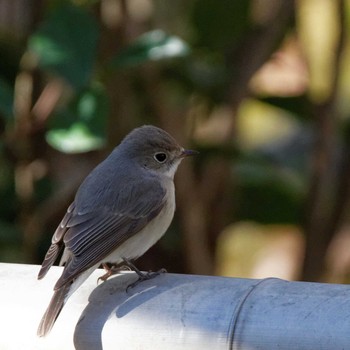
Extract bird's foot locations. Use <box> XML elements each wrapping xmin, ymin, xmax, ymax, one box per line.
<box><xmin>121</xmin><ymin>257</ymin><xmax>166</xmax><ymax>291</ymax></box>
<box><xmin>97</xmin><ymin>263</ymin><xmax>131</xmax><ymax>283</ymax></box>
<box><xmin>126</xmin><ymin>268</ymin><xmax>167</xmax><ymax>291</ymax></box>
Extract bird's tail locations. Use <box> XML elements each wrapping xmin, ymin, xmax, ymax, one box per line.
<box><xmin>37</xmin><ymin>283</ymin><xmax>71</xmax><ymax>337</ymax></box>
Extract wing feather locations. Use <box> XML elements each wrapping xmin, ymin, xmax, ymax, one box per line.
<box><xmin>53</xmin><ymin>179</ymin><xmax>166</xmax><ymax>290</ymax></box>
<box><xmin>38</xmin><ymin>203</ymin><xmax>75</xmax><ymax>279</ymax></box>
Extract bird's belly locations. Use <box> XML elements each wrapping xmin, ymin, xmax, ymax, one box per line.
<box><xmin>103</xmin><ymin>185</ymin><xmax>175</xmax><ymax>264</ymax></box>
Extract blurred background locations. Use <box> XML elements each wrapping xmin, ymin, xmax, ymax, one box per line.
<box><xmin>1</xmin><ymin>0</ymin><xmax>350</xmax><ymax>283</ymax></box>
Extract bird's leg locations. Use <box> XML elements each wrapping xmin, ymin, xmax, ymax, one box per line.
<box><xmin>97</xmin><ymin>262</ymin><xmax>131</xmax><ymax>283</ymax></box>
<box><xmin>122</xmin><ymin>257</ymin><xmax>167</xmax><ymax>291</ymax></box>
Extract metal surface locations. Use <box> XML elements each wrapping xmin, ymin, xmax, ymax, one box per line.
<box><xmin>0</xmin><ymin>263</ymin><xmax>349</xmax><ymax>349</ymax></box>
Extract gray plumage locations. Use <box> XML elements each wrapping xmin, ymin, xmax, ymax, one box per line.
<box><xmin>37</xmin><ymin>125</ymin><xmax>195</xmax><ymax>337</ymax></box>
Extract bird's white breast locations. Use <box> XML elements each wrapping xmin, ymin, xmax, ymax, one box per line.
<box><xmin>103</xmin><ymin>179</ymin><xmax>175</xmax><ymax>264</ymax></box>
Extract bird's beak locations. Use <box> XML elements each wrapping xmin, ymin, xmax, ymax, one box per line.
<box><xmin>180</xmin><ymin>149</ymin><xmax>199</xmax><ymax>158</ymax></box>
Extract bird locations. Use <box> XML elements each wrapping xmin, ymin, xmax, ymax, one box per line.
<box><xmin>37</xmin><ymin>125</ymin><xmax>197</xmax><ymax>337</ymax></box>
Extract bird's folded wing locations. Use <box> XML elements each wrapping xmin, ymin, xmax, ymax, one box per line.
<box><xmin>37</xmin><ymin>202</ymin><xmax>76</xmax><ymax>280</ymax></box>
<box><xmin>54</xmin><ymin>184</ymin><xmax>166</xmax><ymax>290</ymax></box>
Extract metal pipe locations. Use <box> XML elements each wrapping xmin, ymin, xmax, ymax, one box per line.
<box><xmin>0</xmin><ymin>262</ymin><xmax>349</xmax><ymax>349</ymax></box>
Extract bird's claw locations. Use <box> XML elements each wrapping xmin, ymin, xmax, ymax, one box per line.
<box><xmin>97</xmin><ymin>263</ymin><xmax>131</xmax><ymax>284</ymax></box>
<box><xmin>126</xmin><ymin>268</ymin><xmax>167</xmax><ymax>291</ymax></box>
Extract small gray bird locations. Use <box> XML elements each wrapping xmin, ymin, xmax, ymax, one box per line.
<box><xmin>37</xmin><ymin>125</ymin><xmax>196</xmax><ymax>337</ymax></box>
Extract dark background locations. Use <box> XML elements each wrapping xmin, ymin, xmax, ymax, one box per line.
<box><xmin>1</xmin><ymin>0</ymin><xmax>350</xmax><ymax>283</ymax></box>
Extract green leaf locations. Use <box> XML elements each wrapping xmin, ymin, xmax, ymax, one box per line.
<box><xmin>46</xmin><ymin>84</ymin><xmax>109</xmax><ymax>153</ymax></box>
<box><xmin>28</xmin><ymin>4</ymin><xmax>99</xmax><ymax>89</ymax></box>
<box><xmin>0</xmin><ymin>78</ymin><xmax>13</xmax><ymax>120</ymax></box>
<box><xmin>46</xmin><ymin>122</ymin><xmax>105</xmax><ymax>153</ymax></box>
<box><xmin>112</xmin><ymin>30</ymin><xmax>190</xmax><ymax>68</ymax></box>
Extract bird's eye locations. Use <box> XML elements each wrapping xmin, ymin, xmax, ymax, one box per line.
<box><xmin>154</xmin><ymin>152</ymin><xmax>167</xmax><ymax>163</ymax></box>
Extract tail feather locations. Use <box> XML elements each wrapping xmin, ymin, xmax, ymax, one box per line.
<box><xmin>37</xmin><ymin>283</ymin><xmax>70</xmax><ymax>337</ymax></box>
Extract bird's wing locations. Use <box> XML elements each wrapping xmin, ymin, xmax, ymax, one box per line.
<box><xmin>53</xmin><ymin>180</ymin><xmax>166</xmax><ymax>290</ymax></box>
<box><xmin>38</xmin><ymin>202</ymin><xmax>76</xmax><ymax>280</ymax></box>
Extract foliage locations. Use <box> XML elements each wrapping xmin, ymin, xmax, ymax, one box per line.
<box><xmin>28</xmin><ymin>3</ymin><xmax>99</xmax><ymax>89</ymax></box>
<box><xmin>0</xmin><ymin>0</ymin><xmax>349</xmax><ymax>282</ymax></box>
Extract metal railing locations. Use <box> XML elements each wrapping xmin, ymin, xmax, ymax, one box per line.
<box><xmin>0</xmin><ymin>262</ymin><xmax>349</xmax><ymax>349</ymax></box>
